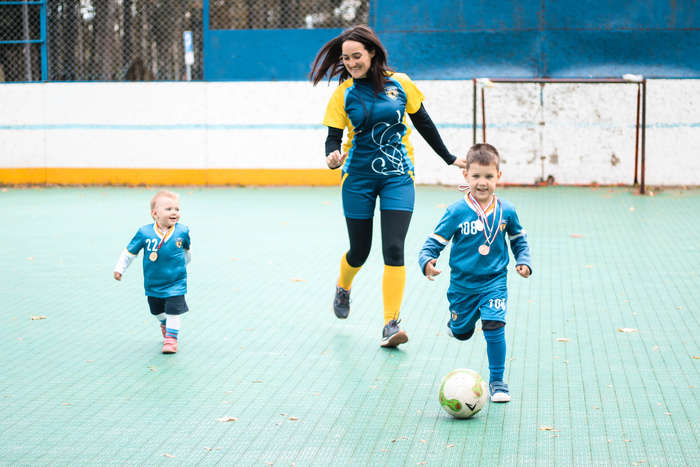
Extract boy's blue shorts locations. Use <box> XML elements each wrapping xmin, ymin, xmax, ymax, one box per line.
<box><xmin>341</xmin><ymin>173</ymin><xmax>415</xmax><ymax>219</ymax></box>
<box><xmin>447</xmin><ymin>286</ymin><xmax>507</xmax><ymax>335</ymax></box>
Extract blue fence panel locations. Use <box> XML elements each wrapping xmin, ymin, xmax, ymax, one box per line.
<box><xmin>201</xmin><ymin>0</ymin><xmax>700</xmax><ymax>81</ymax></box>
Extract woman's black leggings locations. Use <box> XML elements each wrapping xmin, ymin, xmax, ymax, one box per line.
<box><xmin>345</xmin><ymin>210</ymin><xmax>412</xmax><ymax>267</ymax></box>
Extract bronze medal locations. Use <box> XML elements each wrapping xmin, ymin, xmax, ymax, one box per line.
<box><xmin>478</xmin><ymin>244</ymin><xmax>490</xmax><ymax>255</ymax></box>
<box><xmin>149</xmin><ymin>251</ymin><xmax>158</xmax><ymax>262</ymax></box>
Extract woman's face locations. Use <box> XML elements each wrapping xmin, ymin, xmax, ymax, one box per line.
<box><xmin>341</xmin><ymin>40</ymin><xmax>375</xmax><ymax>79</ymax></box>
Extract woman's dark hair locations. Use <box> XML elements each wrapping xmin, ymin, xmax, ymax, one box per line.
<box><xmin>309</xmin><ymin>24</ymin><xmax>392</xmax><ymax>93</ymax></box>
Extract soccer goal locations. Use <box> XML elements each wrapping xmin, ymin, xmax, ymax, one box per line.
<box><xmin>472</xmin><ymin>78</ymin><xmax>647</xmax><ymax>193</ymax></box>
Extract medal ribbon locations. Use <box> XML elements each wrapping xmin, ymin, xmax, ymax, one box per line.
<box><xmin>154</xmin><ymin>224</ymin><xmax>174</xmax><ymax>252</ymax></box>
<box><xmin>467</xmin><ymin>193</ymin><xmax>502</xmax><ymax>248</ymax></box>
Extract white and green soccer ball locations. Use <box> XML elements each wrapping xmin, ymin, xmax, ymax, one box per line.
<box><xmin>438</xmin><ymin>368</ymin><xmax>488</xmax><ymax>418</ymax></box>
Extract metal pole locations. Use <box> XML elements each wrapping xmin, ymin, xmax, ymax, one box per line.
<box><xmin>40</xmin><ymin>0</ymin><xmax>47</xmax><ymax>81</ymax></box>
<box><xmin>633</xmin><ymin>83</ymin><xmax>640</xmax><ymax>185</ymax></box>
<box><xmin>481</xmin><ymin>87</ymin><xmax>486</xmax><ymax>143</ymax></box>
<box><xmin>22</xmin><ymin>0</ymin><xmax>32</xmax><ymax>80</ymax></box>
<box><xmin>202</xmin><ymin>0</ymin><xmax>210</xmax><ymax>81</ymax></box>
<box><xmin>640</xmin><ymin>79</ymin><xmax>646</xmax><ymax>194</ymax></box>
<box><xmin>472</xmin><ymin>78</ymin><xmax>477</xmax><ymax>145</ymax></box>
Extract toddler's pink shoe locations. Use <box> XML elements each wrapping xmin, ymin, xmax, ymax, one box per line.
<box><xmin>160</xmin><ymin>324</ymin><xmax>166</xmax><ymax>338</ymax></box>
<box><xmin>162</xmin><ymin>337</ymin><xmax>178</xmax><ymax>354</ymax></box>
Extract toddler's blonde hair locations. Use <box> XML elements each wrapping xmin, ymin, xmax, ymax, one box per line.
<box><xmin>150</xmin><ymin>190</ymin><xmax>179</xmax><ymax>211</ymax></box>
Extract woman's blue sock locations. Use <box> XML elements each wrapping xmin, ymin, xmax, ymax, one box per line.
<box><xmin>483</xmin><ymin>327</ymin><xmax>506</xmax><ymax>383</ymax></box>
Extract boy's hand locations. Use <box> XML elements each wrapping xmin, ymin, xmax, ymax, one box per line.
<box><xmin>113</xmin><ymin>271</ymin><xmax>122</xmax><ymax>281</ymax></box>
<box><xmin>516</xmin><ymin>264</ymin><xmax>531</xmax><ymax>278</ymax></box>
<box><xmin>424</xmin><ymin>259</ymin><xmax>441</xmax><ymax>280</ymax></box>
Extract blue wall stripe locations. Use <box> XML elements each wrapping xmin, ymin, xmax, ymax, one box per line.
<box><xmin>1</xmin><ymin>122</ymin><xmax>697</xmax><ymax>131</ymax></box>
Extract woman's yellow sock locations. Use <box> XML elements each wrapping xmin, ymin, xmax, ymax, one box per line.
<box><xmin>337</xmin><ymin>253</ymin><xmax>361</xmax><ymax>290</ymax></box>
<box><xmin>382</xmin><ymin>265</ymin><xmax>405</xmax><ymax>324</ymax></box>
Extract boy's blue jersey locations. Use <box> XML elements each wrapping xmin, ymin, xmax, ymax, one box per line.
<box><xmin>126</xmin><ymin>223</ymin><xmax>190</xmax><ymax>298</ymax></box>
<box><xmin>323</xmin><ymin>72</ymin><xmax>424</xmax><ymax>178</ymax></box>
<box><xmin>419</xmin><ymin>195</ymin><xmax>531</xmax><ymax>294</ymax></box>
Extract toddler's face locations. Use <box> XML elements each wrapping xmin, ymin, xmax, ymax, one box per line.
<box><xmin>463</xmin><ymin>162</ymin><xmax>501</xmax><ymax>204</ymax></box>
<box><xmin>151</xmin><ymin>196</ymin><xmax>180</xmax><ymax>230</ymax></box>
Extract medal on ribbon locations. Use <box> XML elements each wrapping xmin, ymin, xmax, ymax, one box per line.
<box><xmin>149</xmin><ymin>225</ymin><xmax>174</xmax><ymax>262</ymax></box>
<box><xmin>467</xmin><ymin>193</ymin><xmax>503</xmax><ymax>256</ymax></box>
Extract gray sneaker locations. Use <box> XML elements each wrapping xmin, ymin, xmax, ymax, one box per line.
<box><xmin>380</xmin><ymin>319</ymin><xmax>408</xmax><ymax>347</ymax></box>
<box><xmin>333</xmin><ymin>286</ymin><xmax>350</xmax><ymax>319</ymax></box>
<box><xmin>489</xmin><ymin>381</ymin><xmax>511</xmax><ymax>402</ymax></box>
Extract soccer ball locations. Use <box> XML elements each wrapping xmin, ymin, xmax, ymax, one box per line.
<box><xmin>438</xmin><ymin>368</ymin><xmax>488</xmax><ymax>418</ymax></box>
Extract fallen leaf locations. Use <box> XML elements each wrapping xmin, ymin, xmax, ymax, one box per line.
<box><xmin>618</xmin><ymin>328</ymin><xmax>638</xmax><ymax>333</ymax></box>
<box><xmin>420</xmin><ymin>439</ymin><xmax>426</xmax><ymax>443</ymax></box>
<box><xmin>204</xmin><ymin>447</ymin><xmax>212</xmax><ymax>451</ymax></box>
<box><xmin>400</xmin><ymin>436</ymin><xmax>408</xmax><ymax>440</ymax></box>
<box><xmin>417</xmin><ymin>462</ymin><xmax>427</xmax><ymax>466</ymax></box>
<box><xmin>446</xmin><ymin>443</ymin><xmax>455</xmax><ymax>448</ymax></box>
<box><xmin>61</xmin><ymin>402</ymin><xmax>72</xmax><ymax>406</ymax></box>
<box><xmin>265</xmin><ymin>462</ymin><xmax>273</xmax><ymax>465</ymax></box>
<box><xmin>556</xmin><ymin>337</ymin><xmax>570</xmax><ymax>342</ymax></box>
<box><xmin>593</xmin><ymin>405</ymin><xmax>600</xmax><ymax>410</ymax></box>
<box><xmin>692</xmin><ymin>355</ymin><xmax>699</xmax><ymax>360</ymax></box>
<box><xmin>163</xmin><ymin>454</ymin><xmax>175</xmax><ymax>458</ymax></box>
<box><xmin>624</xmin><ymin>439</ymin><xmax>632</xmax><ymax>443</ymax></box>
<box><xmin>252</xmin><ymin>380</ymin><xmax>263</xmax><ymax>383</ymax></box>
<box><xmin>288</xmin><ymin>416</ymin><xmax>299</xmax><ymax>421</ymax></box>
<box><xmin>664</xmin><ymin>412</ymin><xmax>672</xmax><ymax>416</ymax></box>
<box><xmin>570</xmin><ymin>233</ymin><xmax>584</xmax><ymax>238</ymax></box>
<box><xmin>147</xmin><ymin>366</ymin><xmax>157</xmax><ymax>372</ymax></box>
<box><xmin>539</xmin><ymin>426</ymin><xmax>555</xmax><ymax>431</ymax></box>
<box><xmin>280</xmin><ymin>413</ymin><xmax>287</xmax><ymax>417</ymax></box>
<box><xmin>30</xmin><ymin>315</ymin><xmax>47</xmax><ymax>320</ymax></box>
<box><xmin>290</xmin><ymin>278</ymin><xmax>306</xmax><ymax>282</ymax></box>
<box><xmin>216</xmin><ymin>416</ymin><xmax>238</xmax><ymax>422</ymax></box>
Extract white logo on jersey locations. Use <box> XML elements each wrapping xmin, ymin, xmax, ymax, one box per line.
<box><xmin>371</xmin><ymin>110</ymin><xmax>406</xmax><ymax>176</ymax></box>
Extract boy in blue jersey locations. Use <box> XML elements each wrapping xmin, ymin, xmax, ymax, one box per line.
<box><xmin>113</xmin><ymin>190</ymin><xmax>191</xmax><ymax>354</ymax></box>
<box><xmin>419</xmin><ymin>144</ymin><xmax>531</xmax><ymax>402</ymax></box>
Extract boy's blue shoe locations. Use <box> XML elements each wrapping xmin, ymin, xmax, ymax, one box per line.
<box><xmin>333</xmin><ymin>286</ymin><xmax>351</xmax><ymax>319</ymax></box>
<box><xmin>380</xmin><ymin>319</ymin><xmax>408</xmax><ymax>348</ymax></box>
<box><xmin>489</xmin><ymin>381</ymin><xmax>511</xmax><ymax>402</ymax></box>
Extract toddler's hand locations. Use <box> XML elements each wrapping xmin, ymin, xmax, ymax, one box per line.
<box><xmin>113</xmin><ymin>271</ymin><xmax>122</xmax><ymax>281</ymax></box>
<box><xmin>424</xmin><ymin>259</ymin><xmax>441</xmax><ymax>280</ymax></box>
<box><xmin>516</xmin><ymin>264</ymin><xmax>531</xmax><ymax>278</ymax></box>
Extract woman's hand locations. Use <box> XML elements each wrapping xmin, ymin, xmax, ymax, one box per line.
<box><xmin>326</xmin><ymin>150</ymin><xmax>347</xmax><ymax>169</ymax></box>
<box><xmin>452</xmin><ymin>158</ymin><xmax>467</xmax><ymax>169</ymax></box>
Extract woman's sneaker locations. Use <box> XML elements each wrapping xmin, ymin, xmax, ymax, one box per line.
<box><xmin>333</xmin><ymin>286</ymin><xmax>351</xmax><ymax>319</ymax></box>
<box><xmin>489</xmin><ymin>381</ymin><xmax>511</xmax><ymax>402</ymax></box>
<box><xmin>380</xmin><ymin>319</ymin><xmax>408</xmax><ymax>347</ymax></box>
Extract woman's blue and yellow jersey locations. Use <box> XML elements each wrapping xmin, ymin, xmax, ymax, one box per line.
<box><xmin>418</xmin><ymin>196</ymin><xmax>532</xmax><ymax>295</ymax></box>
<box><xmin>126</xmin><ymin>223</ymin><xmax>191</xmax><ymax>298</ymax></box>
<box><xmin>323</xmin><ymin>72</ymin><xmax>424</xmax><ymax>178</ymax></box>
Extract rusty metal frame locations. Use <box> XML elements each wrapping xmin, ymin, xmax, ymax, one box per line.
<box><xmin>472</xmin><ymin>78</ymin><xmax>647</xmax><ymax>194</ymax></box>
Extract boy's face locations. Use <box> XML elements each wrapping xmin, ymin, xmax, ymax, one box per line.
<box><xmin>151</xmin><ymin>196</ymin><xmax>180</xmax><ymax>230</ymax></box>
<box><xmin>463</xmin><ymin>162</ymin><xmax>501</xmax><ymax>204</ymax></box>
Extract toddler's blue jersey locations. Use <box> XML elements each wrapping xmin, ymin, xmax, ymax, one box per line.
<box><xmin>126</xmin><ymin>223</ymin><xmax>190</xmax><ymax>298</ymax></box>
<box><xmin>419</xmin><ymin>196</ymin><xmax>531</xmax><ymax>294</ymax></box>
<box><xmin>323</xmin><ymin>72</ymin><xmax>423</xmax><ymax>178</ymax></box>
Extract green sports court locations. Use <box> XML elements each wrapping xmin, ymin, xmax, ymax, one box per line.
<box><xmin>1</xmin><ymin>185</ymin><xmax>698</xmax><ymax>466</ymax></box>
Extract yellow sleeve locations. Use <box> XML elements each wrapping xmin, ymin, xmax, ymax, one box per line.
<box><xmin>393</xmin><ymin>73</ymin><xmax>424</xmax><ymax>114</ymax></box>
<box><xmin>322</xmin><ymin>80</ymin><xmax>351</xmax><ymax>129</ymax></box>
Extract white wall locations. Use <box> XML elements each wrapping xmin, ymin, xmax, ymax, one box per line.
<box><xmin>1</xmin><ymin>79</ymin><xmax>698</xmax><ymax>185</ymax></box>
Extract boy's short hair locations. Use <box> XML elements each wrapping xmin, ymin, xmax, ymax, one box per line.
<box><xmin>150</xmin><ymin>190</ymin><xmax>179</xmax><ymax>211</ymax></box>
<box><xmin>466</xmin><ymin>143</ymin><xmax>500</xmax><ymax>170</ymax></box>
